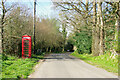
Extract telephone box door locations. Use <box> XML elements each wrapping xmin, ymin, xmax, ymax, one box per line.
<box><xmin>22</xmin><ymin>35</ymin><xmax>31</xmax><ymax>58</ymax></box>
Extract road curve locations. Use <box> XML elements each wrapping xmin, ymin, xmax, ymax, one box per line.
<box><xmin>29</xmin><ymin>53</ymin><xmax>118</xmax><ymax>78</ymax></box>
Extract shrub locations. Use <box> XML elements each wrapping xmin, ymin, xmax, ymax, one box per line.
<box><xmin>73</xmin><ymin>31</ymin><xmax>92</xmax><ymax>54</ymax></box>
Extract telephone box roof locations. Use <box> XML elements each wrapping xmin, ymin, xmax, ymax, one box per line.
<box><xmin>22</xmin><ymin>35</ymin><xmax>31</xmax><ymax>37</ymax></box>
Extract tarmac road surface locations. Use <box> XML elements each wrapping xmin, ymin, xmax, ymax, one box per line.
<box><xmin>29</xmin><ymin>53</ymin><xmax>118</xmax><ymax>78</ymax></box>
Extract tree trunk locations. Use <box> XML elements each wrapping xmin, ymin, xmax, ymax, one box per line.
<box><xmin>92</xmin><ymin>1</ymin><xmax>96</xmax><ymax>56</ymax></box>
<box><xmin>93</xmin><ymin>2</ymin><xmax>101</xmax><ymax>56</ymax></box>
<box><xmin>0</xmin><ymin>27</ymin><xmax>2</xmax><ymax>54</ymax></box>
<box><xmin>115</xmin><ymin>18</ymin><xmax>119</xmax><ymax>53</ymax></box>
<box><xmin>49</xmin><ymin>47</ymin><xmax>51</xmax><ymax>53</ymax></box>
<box><xmin>92</xmin><ymin>1</ymin><xmax>100</xmax><ymax>56</ymax></box>
<box><xmin>46</xmin><ymin>47</ymin><xmax>48</xmax><ymax>52</ymax></box>
<box><xmin>98</xmin><ymin>2</ymin><xmax>104</xmax><ymax>55</ymax></box>
<box><xmin>118</xmin><ymin>19</ymin><xmax>120</xmax><ymax>54</ymax></box>
<box><xmin>62</xmin><ymin>23</ymin><xmax>67</xmax><ymax>53</ymax></box>
<box><xmin>62</xmin><ymin>46</ymin><xmax>64</xmax><ymax>52</ymax></box>
<box><xmin>0</xmin><ymin>0</ymin><xmax>6</xmax><ymax>54</ymax></box>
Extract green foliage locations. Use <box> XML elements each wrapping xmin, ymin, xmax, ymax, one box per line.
<box><xmin>73</xmin><ymin>31</ymin><xmax>92</xmax><ymax>54</ymax></box>
<box><xmin>104</xmin><ymin>14</ymin><xmax>117</xmax><ymax>52</ymax></box>
<box><xmin>2</xmin><ymin>54</ymin><xmax>8</xmax><ymax>61</ymax></box>
<box><xmin>104</xmin><ymin>25</ymin><xmax>116</xmax><ymax>53</ymax></box>
<box><xmin>71</xmin><ymin>51</ymin><xmax>118</xmax><ymax>73</ymax></box>
<box><xmin>2</xmin><ymin>54</ymin><xmax>44</xmax><ymax>79</ymax></box>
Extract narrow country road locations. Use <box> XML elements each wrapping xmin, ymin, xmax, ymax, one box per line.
<box><xmin>29</xmin><ymin>53</ymin><xmax>118</xmax><ymax>78</ymax></box>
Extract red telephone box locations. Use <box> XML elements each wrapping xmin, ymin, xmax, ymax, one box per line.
<box><xmin>22</xmin><ymin>35</ymin><xmax>31</xmax><ymax>58</ymax></box>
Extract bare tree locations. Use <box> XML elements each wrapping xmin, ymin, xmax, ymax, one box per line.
<box><xmin>0</xmin><ymin>0</ymin><xmax>15</xmax><ymax>53</ymax></box>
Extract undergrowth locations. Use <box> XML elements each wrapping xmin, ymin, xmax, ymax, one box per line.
<box><xmin>71</xmin><ymin>51</ymin><xmax>118</xmax><ymax>74</ymax></box>
<box><xmin>2</xmin><ymin>54</ymin><xmax>44</xmax><ymax>79</ymax></box>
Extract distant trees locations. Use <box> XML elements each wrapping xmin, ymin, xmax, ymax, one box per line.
<box><xmin>35</xmin><ymin>17</ymin><xmax>63</xmax><ymax>53</ymax></box>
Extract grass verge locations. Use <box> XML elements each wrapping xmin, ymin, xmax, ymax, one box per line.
<box><xmin>71</xmin><ymin>51</ymin><xmax>118</xmax><ymax>74</ymax></box>
<box><xmin>2</xmin><ymin>54</ymin><xmax>44</xmax><ymax>79</ymax></box>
